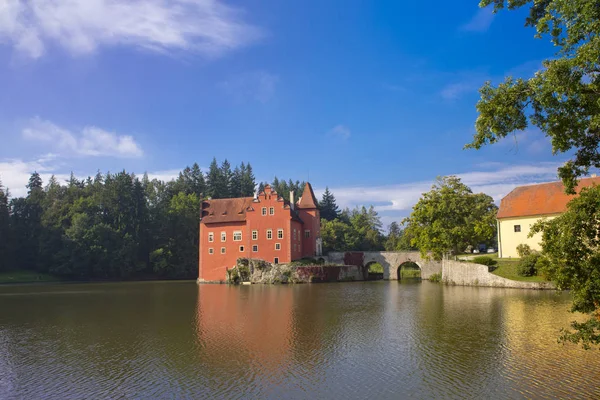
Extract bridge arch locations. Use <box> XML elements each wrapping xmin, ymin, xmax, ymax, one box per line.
<box><xmin>395</xmin><ymin>261</ymin><xmax>422</xmax><ymax>280</ymax></box>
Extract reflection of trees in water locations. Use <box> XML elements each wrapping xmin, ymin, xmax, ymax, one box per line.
<box><xmin>413</xmin><ymin>285</ymin><xmax>507</xmax><ymax>397</ymax></box>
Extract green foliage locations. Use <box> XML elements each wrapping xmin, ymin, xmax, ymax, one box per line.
<box><xmin>402</xmin><ymin>176</ymin><xmax>498</xmax><ymax>260</ymax></box>
<box><xmin>269</xmin><ymin>177</ymin><xmax>305</xmax><ymax>201</ymax></box>
<box><xmin>467</xmin><ymin>0</ymin><xmax>600</xmax><ymax>193</ymax></box>
<box><xmin>368</xmin><ymin>263</ymin><xmax>383</xmax><ymax>274</ymax></box>
<box><xmin>0</xmin><ymin>160</ymin><xmax>251</xmax><ymax>281</ymax></box>
<box><xmin>321</xmin><ymin>206</ymin><xmax>384</xmax><ymax>252</ymax></box>
<box><xmin>516</xmin><ymin>253</ymin><xmax>542</xmax><ymax>277</ymax></box>
<box><xmin>530</xmin><ymin>185</ymin><xmax>600</xmax><ymax>347</ymax></box>
<box><xmin>428</xmin><ymin>272</ymin><xmax>442</xmax><ymax>283</ymax></box>
<box><xmin>319</xmin><ymin>187</ymin><xmax>340</xmax><ymax>221</ymax></box>
<box><xmin>516</xmin><ymin>243</ymin><xmax>533</xmax><ymax>258</ymax></box>
<box><xmin>472</xmin><ymin>256</ymin><xmax>498</xmax><ymax>267</ymax></box>
<box><xmin>289</xmin><ymin>257</ymin><xmax>318</xmax><ymax>266</ymax></box>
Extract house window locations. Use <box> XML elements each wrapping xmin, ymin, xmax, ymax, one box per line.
<box><xmin>304</xmin><ymin>230</ymin><xmax>310</xmax><ymax>238</ymax></box>
<box><xmin>252</xmin><ymin>245</ymin><xmax>258</xmax><ymax>252</ymax></box>
<box><xmin>267</xmin><ymin>229</ymin><xmax>273</xmax><ymax>240</ymax></box>
<box><xmin>208</xmin><ymin>232</ymin><xmax>214</xmax><ymax>242</ymax></box>
<box><xmin>262</xmin><ymin>207</ymin><xmax>267</xmax><ymax>216</ymax></box>
<box><xmin>208</xmin><ymin>248</ymin><xmax>214</xmax><ymax>255</ymax></box>
<box><xmin>239</xmin><ymin>246</ymin><xmax>244</xmax><ymax>252</ymax></box>
<box><xmin>277</xmin><ymin>229</ymin><xmax>284</xmax><ymax>239</ymax></box>
<box><xmin>220</xmin><ymin>247</ymin><xmax>226</xmax><ymax>254</ymax></box>
<box><xmin>269</xmin><ymin>207</ymin><xmax>274</xmax><ymax>215</ymax></box>
<box><xmin>233</xmin><ymin>231</ymin><xmax>242</xmax><ymax>241</ymax></box>
<box><xmin>514</xmin><ymin>225</ymin><xmax>521</xmax><ymax>233</ymax></box>
<box><xmin>275</xmin><ymin>243</ymin><xmax>281</xmax><ymax>250</ymax></box>
<box><xmin>252</xmin><ymin>230</ymin><xmax>258</xmax><ymax>240</ymax></box>
<box><xmin>274</xmin><ymin>257</ymin><xmax>279</xmax><ymax>264</ymax></box>
<box><xmin>293</xmin><ymin>229</ymin><xmax>296</xmax><ymax>240</ymax></box>
<box><xmin>221</xmin><ymin>232</ymin><xmax>226</xmax><ymax>242</ymax></box>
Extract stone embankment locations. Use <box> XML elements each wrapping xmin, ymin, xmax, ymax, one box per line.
<box><xmin>442</xmin><ymin>260</ymin><xmax>555</xmax><ymax>290</ymax></box>
<box><xmin>226</xmin><ymin>258</ymin><xmax>363</xmax><ymax>284</ymax></box>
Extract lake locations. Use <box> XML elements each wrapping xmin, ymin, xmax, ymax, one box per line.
<box><xmin>0</xmin><ymin>281</ymin><xmax>598</xmax><ymax>399</ymax></box>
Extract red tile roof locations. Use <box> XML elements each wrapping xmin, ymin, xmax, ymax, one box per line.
<box><xmin>200</xmin><ymin>197</ymin><xmax>254</xmax><ymax>224</ymax></box>
<box><xmin>497</xmin><ymin>176</ymin><xmax>600</xmax><ymax>219</ymax></box>
<box><xmin>297</xmin><ymin>182</ymin><xmax>318</xmax><ymax>209</ymax></box>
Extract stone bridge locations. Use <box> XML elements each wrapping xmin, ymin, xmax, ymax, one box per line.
<box><xmin>323</xmin><ymin>251</ymin><xmax>442</xmax><ymax>280</ymax></box>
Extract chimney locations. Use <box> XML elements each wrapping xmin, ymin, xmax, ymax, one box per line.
<box><xmin>290</xmin><ymin>191</ymin><xmax>295</xmax><ymax>210</ymax></box>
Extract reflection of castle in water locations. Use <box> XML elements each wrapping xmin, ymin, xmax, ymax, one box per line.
<box><xmin>196</xmin><ymin>285</ymin><xmax>294</xmax><ymax>372</ymax></box>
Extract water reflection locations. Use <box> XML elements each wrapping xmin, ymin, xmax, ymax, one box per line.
<box><xmin>0</xmin><ymin>281</ymin><xmax>599</xmax><ymax>399</ymax></box>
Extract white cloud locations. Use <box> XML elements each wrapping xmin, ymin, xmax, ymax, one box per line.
<box><xmin>328</xmin><ymin>125</ymin><xmax>351</xmax><ymax>140</ymax></box>
<box><xmin>219</xmin><ymin>71</ymin><xmax>279</xmax><ymax>103</ymax></box>
<box><xmin>0</xmin><ymin>155</ymin><xmax>185</xmax><ymax>197</ymax></box>
<box><xmin>0</xmin><ymin>158</ymin><xmax>70</xmax><ymax>197</ymax></box>
<box><xmin>146</xmin><ymin>169</ymin><xmax>181</xmax><ymax>182</ymax></box>
<box><xmin>22</xmin><ymin>117</ymin><xmax>143</xmax><ymax>158</ymax></box>
<box><xmin>460</xmin><ymin>7</ymin><xmax>495</xmax><ymax>33</ymax></box>
<box><xmin>0</xmin><ymin>0</ymin><xmax>261</xmax><ymax>59</ymax></box>
<box><xmin>315</xmin><ymin>163</ymin><xmax>562</xmax><ymax>226</ymax></box>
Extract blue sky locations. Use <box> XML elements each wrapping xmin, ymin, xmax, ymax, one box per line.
<box><xmin>0</xmin><ymin>0</ymin><xmax>569</xmax><ymax>227</ymax></box>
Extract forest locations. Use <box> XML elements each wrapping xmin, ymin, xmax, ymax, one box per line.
<box><xmin>0</xmin><ymin>158</ymin><xmax>393</xmax><ymax>281</ymax></box>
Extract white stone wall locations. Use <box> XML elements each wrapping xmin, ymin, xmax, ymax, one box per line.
<box><xmin>442</xmin><ymin>260</ymin><xmax>555</xmax><ymax>290</ymax></box>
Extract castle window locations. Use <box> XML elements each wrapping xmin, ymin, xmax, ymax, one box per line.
<box><xmin>267</xmin><ymin>229</ymin><xmax>273</xmax><ymax>240</ymax></box>
<box><xmin>304</xmin><ymin>230</ymin><xmax>310</xmax><ymax>238</ymax></box>
<box><xmin>293</xmin><ymin>229</ymin><xmax>296</xmax><ymax>240</ymax></box>
<box><xmin>239</xmin><ymin>246</ymin><xmax>244</xmax><ymax>252</ymax></box>
<box><xmin>233</xmin><ymin>231</ymin><xmax>242</xmax><ymax>241</ymax></box>
<box><xmin>293</xmin><ymin>243</ymin><xmax>296</xmax><ymax>251</ymax></box>
<box><xmin>275</xmin><ymin>243</ymin><xmax>281</xmax><ymax>250</ymax></box>
<box><xmin>220</xmin><ymin>247</ymin><xmax>226</xmax><ymax>254</ymax></box>
<box><xmin>274</xmin><ymin>257</ymin><xmax>279</xmax><ymax>264</ymax></box>
<box><xmin>514</xmin><ymin>225</ymin><xmax>521</xmax><ymax>233</ymax></box>
<box><xmin>262</xmin><ymin>207</ymin><xmax>267</xmax><ymax>216</ymax></box>
<box><xmin>252</xmin><ymin>245</ymin><xmax>258</xmax><ymax>252</ymax></box>
<box><xmin>208</xmin><ymin>232</ymin><xmax>214</xmax><ymax>242</ymax></box>
<box><xmin>221</xmin><ymin>232</ymin><xmax>226</xmax><ymax>242</ymax></box>
<box><xmin>269</xmin><ymin>207</ymin><xmax>275</xmax><ymax>215</ymax></box>
<box><xmin>252</xmin><ymin>230</ymin><xmax>258</xmax><ymax>240</ymax></box>
<box><xmin>208</xmin><ymin>248</ymin><xmax>214</xmax><ymax>255</ymax></box>
<box><xmin>277</xmin><ymin>229</ymin><xmax>284</xmax><ymax>239</ymax></box>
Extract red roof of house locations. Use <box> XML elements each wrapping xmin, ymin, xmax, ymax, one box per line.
<box><xmin>297</xmin><ymin>182</ymin><xmax>318</xmax><ymax>209</ymax></box>
<box><xmin>200</xmin><ymin>197</ymin><xmax>254</xmax><ymax>224</ymax></box>
<box><xmin>497</xmin><ymin>176</ymin><xmax>600</xmax><ymax>219</ymax></box>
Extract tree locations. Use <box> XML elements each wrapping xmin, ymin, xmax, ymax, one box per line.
<box><xmin>385</xmin><ymin>222</ymin><xmax>402</xmax><ymax>251</ymax></box>
<box><xmin>465</xmin><ymin>0</ymin><xmax>600</xmax><ymax>193</ymax></box>
<box><xmin>531</xmin><ymin>185</ymin><xmax>600</xmax><ymax>348</ymax></box>
<box><xmin>0</xmin><ymin>179</ymin><xmax>12</xmax><ymax>271</ymax></box>
<box><xmin>319</xmin><ymin>187</ymin><xmax>339</xmax><ymax>221</ymax></box>
<box><xmin>403</xmin><ymin>176</ymin><xmax>497</xmax><ymax>259</ymax></box>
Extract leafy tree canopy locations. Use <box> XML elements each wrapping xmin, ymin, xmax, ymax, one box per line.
<box><xmin>466</xmin><ymin>0</ymin><xmax>600</xmax><ymax>193</ymax></box>
<box><xmin>403</xmin><ymin>176</ymin><xmax>498</xmax><ymax>260</ymax></box>
<box><xmin>531</xmin><ymin>185</ymin><xmax>600</xmax><ymax>348</ymax></box>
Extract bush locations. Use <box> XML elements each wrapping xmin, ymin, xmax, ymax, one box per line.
<box><xmin>429</xmin><ymin>272</ymin><xmax>442</xmax><ymax>283</ymax></box>
<box><xmin>516</xmin><ymin>244</ymin><xmax>532</xmax><ymax>258</ymax></box>
<box><xmin>472</xmin><ymin>256</ymin><xmax>497</xmax><ymax>266</ymax></box>
<box><xmin>517</xmin><ymin>253</ymin><xmax>541</xmax><ymax>277</ymax></box>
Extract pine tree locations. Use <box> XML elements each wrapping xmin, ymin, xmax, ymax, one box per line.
<box><xmin>319</xmin><ymin>187</ymin><xmax>339</xmax><ymax>221</ymax></box>
<box><xmin>230</xmin><ymin>166</ymin><xmax>242</xmax><ymax>198</ymax></box>
<box><xmin>190</xmin><ymin>163</ymin><xmax>206</xmax><ymax>198</ymax></box>
<box><xmin>241</xmin><ymin>163</ymin><xmax>256</xmax><ymax>196</ymax></box>
<box><xmin>205</xmin><ymin>158</ymin><xmax>222</xmax><ymax>199</ymax></box>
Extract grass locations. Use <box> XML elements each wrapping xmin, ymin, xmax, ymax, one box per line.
<box><xmin>0</xmin><ymin>270</ymin><xmax>62</xmax><ymax>284</ymax></box>
<box><xmin>489</xmin><ymin>258</ymin><xmax>547</xmax><ymax>282</ymax></box>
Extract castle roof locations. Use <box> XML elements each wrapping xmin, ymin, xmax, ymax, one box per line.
<box><xmin>297</xmin><ymin>182</ymin><xmax>319</xmax><ymax>209</ymax></box>
<box><xmin>200</xmin><ymin>197</ymin><xmax>255</xmax><ymax>224</ymax></box>
<box><xmin>497</xmin><ymin>176</ymin><xmax>600</xmax><ymax>219</ymax></box>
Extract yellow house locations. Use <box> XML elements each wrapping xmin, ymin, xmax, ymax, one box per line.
<box><xmin>497</xmin><ymin>176</ymin><xmax>600</xmax><ymax>258</ymax></box>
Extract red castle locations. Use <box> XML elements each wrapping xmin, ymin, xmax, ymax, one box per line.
<box><xmin>198</xmin><ymin>183</ymin><xmax>321</xmax><ymax>282</ymax></box>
